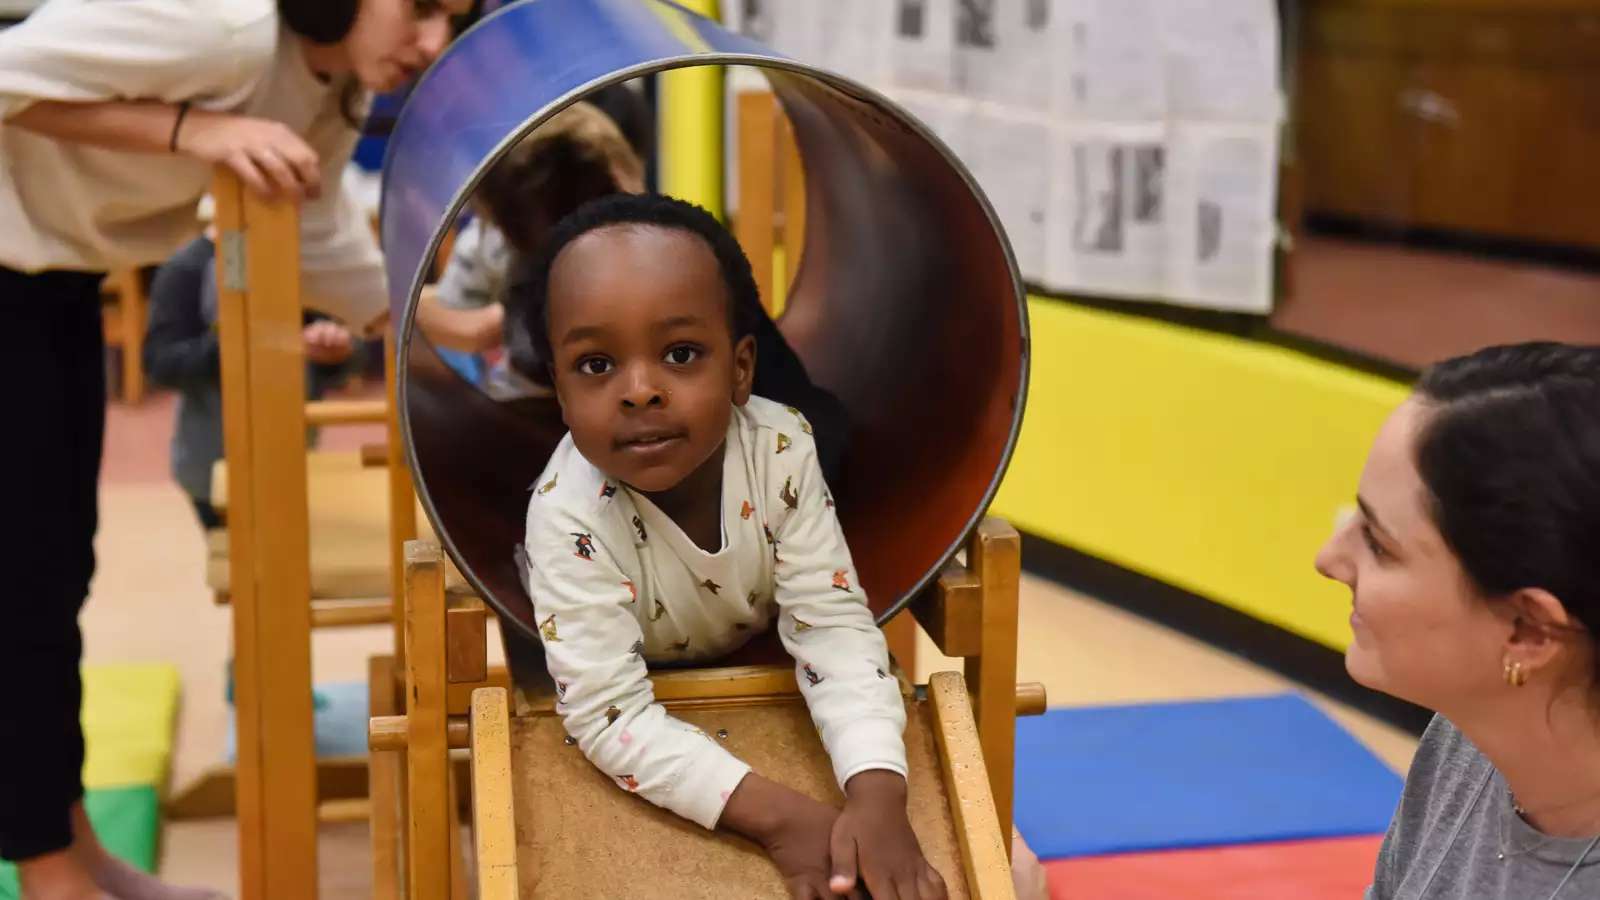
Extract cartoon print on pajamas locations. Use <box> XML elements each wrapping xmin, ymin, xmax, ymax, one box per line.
<box><xmin>780</xmin><ymin>476</ymin><xmax>798</xmax><ymax>511</ymax></box>
<box><xmin>571</xmin><ymin>532</ymin><xmax>595</xmax><ymax>560</ymax></box>
<box><xmin>539</xmin><ymin>614</ymin><xmax>562</xmax><ymax>642</ymax></box>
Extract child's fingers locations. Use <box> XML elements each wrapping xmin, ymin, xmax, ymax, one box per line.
<box><xmin>917</xmin><ymin>863</ymin><xmax>948</xmax><ymax>900</ymax></box>
<box><xmin>829</xmin><ymin>824</ymin><xmax>859</xmax><ymax>894</ymax></box>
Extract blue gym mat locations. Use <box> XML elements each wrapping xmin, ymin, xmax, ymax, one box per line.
<box><xmin>226</xmin><ymin>680</ymin><xmax>371</xmax><ymax>761</ymax></box>
<box><xmin>1013</xmin><ymin>693</ymin><xmax>1404</xmax><ymax>859</ymax></box>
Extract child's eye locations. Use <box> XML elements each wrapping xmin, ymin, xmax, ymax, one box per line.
<box><xmin>663</xmin><ymin>345</ymin><xmax>701</xmax><ymax>366</ymax></box>
<box><xmin>577</xmin><ymin>356</ymin><xmax>613</xmax><ymax>376</ymax></box>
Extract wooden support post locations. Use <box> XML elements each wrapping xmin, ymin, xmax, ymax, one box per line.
<box><xmin>369</xmin><ymin>654</ymin><xmax>403</xmax><ymax>900</ymax></box>
<box><xmin>214</xmin><ymin>169</ymin><xmax>319</xmax><ymax>899</ymax></box>
<box><xmin>964</xmin><ymin>520</ymin><xmax>1021</xmax><ymax>849</ymax></box>
<box><xmin>116</xmin><ymin>268</ymin><xmax>148</xmax><ymax>404</ymax></box>
<box><xmin>404</xmin><ymin>541</ymin><xmax>452</xmax><ymax>900</ymax></box>
<box><xmin>387</xmin><ymin>326</ymin><xmax>419</xmax><ymax>665</ymax></box>
<box><xmin>776</xmin><ymin>108</ymin><xmax>806</xmax><ymax>306</ymax></box>
<box><xmin>735</xmin><ymin>91</ymin><xmax>778</xmax><ymax>314</ymax></box>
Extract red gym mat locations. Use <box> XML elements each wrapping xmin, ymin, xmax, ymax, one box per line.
<box><xmin>1044</xmin><ymin>835</ymin><xmax>1384</xmax><ymax>900</ymax></box>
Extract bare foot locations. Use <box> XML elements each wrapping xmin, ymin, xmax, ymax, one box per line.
<box><xmin>62</xmin><ymin>801</ymin><xmax>228</xmax><ymax>900</ymax></box>
<box><xmin>17</xmin><ymin>848</ymin><xmax>114</xmax><ymax>900</ymax></box>
<box><xmin>84</xmin><ymin>852</ymin><xmax>228</xmax><ymax>900</ymax></box>
<box><xmin>1011</xmin><ymin>827</ymin><xmax>1049</xmax><ymax>900</ymax></box>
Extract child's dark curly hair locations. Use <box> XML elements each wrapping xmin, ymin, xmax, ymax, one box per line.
<box><xmin>509</xmin><ymin>193</ymin><xmax>765</xmax><ymax>381</ymax></box>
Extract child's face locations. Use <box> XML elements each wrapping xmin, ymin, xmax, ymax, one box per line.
<box><xmin>545</xmin><ymin>225</ymin><xmax>755</xmax><ymax>493</ymax></box>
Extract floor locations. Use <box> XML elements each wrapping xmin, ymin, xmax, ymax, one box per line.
<box><xmin>87</xmin><ymin>386</ymin><xmax>1417</xmax><ymax>898</ymax></box>
<box><xmin>1273</xmin><ymin>234</ymin><xmax>1600</xmax><ymax>372</ymax></box>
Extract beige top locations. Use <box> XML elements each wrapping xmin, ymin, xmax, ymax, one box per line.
<box><xmin>0</xmin><ymin>0</ymin><xmax>386</xmax><ymax>324</ymax></box>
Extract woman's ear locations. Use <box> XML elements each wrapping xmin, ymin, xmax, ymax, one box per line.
<box><xmin>1504</xmin><ymin>587</ymin><xmax>1579</xmax><ymax>677</ymax></box>
<box><xmin>731</xmin><ymin>334</ymin><xmax>757</xmax><ymax>407</ymax></box>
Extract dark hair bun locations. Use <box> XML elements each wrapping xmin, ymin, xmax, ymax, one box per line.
<box><xmin>279</xmin><ymin>0</ymin><xmax>359</xmax><ymax>44</ymax></box>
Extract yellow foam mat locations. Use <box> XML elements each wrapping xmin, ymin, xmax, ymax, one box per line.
<box><xmin>81</xmin><ymin>663</ymin><xmax>181</xmax><ymax>791</ymax></box>
<box><xmin>991</xmin><ymin>299</ymin><xmax>1408</xmax><ymax>651</ymax></box>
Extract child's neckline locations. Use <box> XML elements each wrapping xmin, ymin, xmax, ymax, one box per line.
<box><xmin>623</xmin><ymin>418</ymin><xmax>745</xmax><ymax>559</ymax></box>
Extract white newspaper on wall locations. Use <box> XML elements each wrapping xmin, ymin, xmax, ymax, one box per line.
<box><xmin>890</xmin><ymin>0</ymin><xmax>958</xmax><ymax>92</ymax></box>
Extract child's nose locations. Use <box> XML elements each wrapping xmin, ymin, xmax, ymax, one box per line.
<box><xmin>619</xmin><ymin>369</ymin><xmax>667</xmax><ymax>409</ymax></box>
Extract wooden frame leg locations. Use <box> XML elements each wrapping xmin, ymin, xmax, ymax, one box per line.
<box><xmin>966</xmin><ymin>520</ymin><xmax>1021</xmax><ymax>846</ymax></box>
<box><xmin>404</xmin><ymin>541</ymin><xmax>452</xmax><ymax>900</ymax></box>
<box><xmin>369</xmin><ymin>654</ymin><xmax>403</xmax><ymax>900</ymax></box>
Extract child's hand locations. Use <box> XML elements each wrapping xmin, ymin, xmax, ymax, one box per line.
<box><xmin>302</xmin><ymin>320</ymin><xmax>354</xmax><ymax>365</ymax></box>
<box><xmin>830</xmin><ymin>770</ymin><xmax>947</xmax><ymax>899</ymax></box>
<box><xmin>720</xmin><ymin>774</ymin><xmax>841</xmax><ymax>899</ymax></box>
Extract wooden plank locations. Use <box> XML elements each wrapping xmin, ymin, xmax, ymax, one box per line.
<box><xmin>446</xmin><ymin>596</ymin><xmax>489</xmax><ymax>684</ymax></box>
<box><xmin>964</xmin><ymin>519</ymin><xmax>1021</xmax><ymax>849</ymax></box>
<box><xmin>509</xmin><ymin>698</ymin><xmax>968</xmax><ymax>898</ymax></box>
<box><xmin>928</xmin><ymin>672</ymin><xmax>1014</xmax><ymax>900</ymax></box>
<box><xmin>215</xmin><ymin>170</ymin><xmax>319</xmax><ymax>900</ymax></box>
<box><xmin>470</xmin><ymin>689</ymin><xmax>518</xmax><ymax>900</ymax></box>
<box><xmin>387</xmin><ymin>328</ymin><xmax>419</xmax><ymax>665</ymax></box>
<box><xmin>404</xmin><ymin>541</ymin><xmax>452</xmax><ymax>900</ymax></box>
<box><xmin>369</xmin><ymin>655</ymin><xmax>402</xmax><ymax>900</ymax></box>
<box><xmin>916</xmin><ymin>563</ymin><xmax>984</xmax><ymax>658</ymax></box>
<box><xmin>735</xmin><ymin>91</ymin><xmax>778</xmax><ymax>313</ymax></box>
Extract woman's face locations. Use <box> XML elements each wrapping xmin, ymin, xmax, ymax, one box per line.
<box><xmin>1315</xmin><ymin>397</ymin><xmax>1514</xmax><ymax>712</ymax></box>
<box><xmin>343</xmin><ymin>0</ymin><xmax>467</xmax><ymax>93</ymax></box>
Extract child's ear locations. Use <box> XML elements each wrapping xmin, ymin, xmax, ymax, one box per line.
<box><xmin>731</xmin><ymin>334</ymin><xmax>757</xmax><ymax>406</ymax></box>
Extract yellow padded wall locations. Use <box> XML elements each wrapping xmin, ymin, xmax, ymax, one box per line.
<box><xmin>991</xmin><ymin>299</ymin><xmax>1410</xmax><ymax>651</ymax></box>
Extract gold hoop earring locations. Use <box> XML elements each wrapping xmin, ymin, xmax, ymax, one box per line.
<box><xmin>1504</xmin><ymin>659</ymin><xmax>1527</xmax><ymax>687</ymax></box>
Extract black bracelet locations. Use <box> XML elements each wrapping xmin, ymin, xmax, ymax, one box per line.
<box><xmin>169</xmin><ymin>102</ymin><xmax>191</xmax><ymax>153</ymax></box>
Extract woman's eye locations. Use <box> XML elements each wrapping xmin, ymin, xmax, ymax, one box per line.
<box><xmin>664</xmin><ymin>346</ymin><xmax>701</xmax><ymax>366</ymax></box>
<box><xmin>577</xmin><ymin>357</ymin><xmax>613</xmax><ymax>376</ymax></box>
<box><xmin>1360</xmin><ymin>524</ymin><xmax>1388</xmax><ymax>560</ymax></box>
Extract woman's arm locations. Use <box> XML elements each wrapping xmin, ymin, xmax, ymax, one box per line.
<box><xmin>8</xmin><ymin>99</ymin><xmax>178</xmax><ymax>154</ymax></box>
<box><xmin>11</xmin><ymin>101</ymin><xmax>322</xmax><ymax>200</ymax></box>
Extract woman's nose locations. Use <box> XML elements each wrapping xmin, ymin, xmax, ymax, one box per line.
<box><xmin>415</xmin><ymin>16</ymin><xmax>451</xmax><ymax>63</ymax></box>
<box><xmin>1314</xmin><ymin>512</ymin><xmax>1355</xmax><ymax>584</ymax></box>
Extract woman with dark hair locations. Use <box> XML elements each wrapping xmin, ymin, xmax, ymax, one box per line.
<box><xmin>0</xmin><ymin>2</ymin><xmax>465</xmax><ymax>896</ymax></box>
<box><xmin>1316</xmin><ymin>342</ymin><xmax>1600</xmax><ymax>899</ymax></box>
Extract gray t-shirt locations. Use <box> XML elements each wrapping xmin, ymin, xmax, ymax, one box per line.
<box><xmin>1369</xmin><ymin>716</ymin><xmax>1600</xmax><ymax>899</ymax></box>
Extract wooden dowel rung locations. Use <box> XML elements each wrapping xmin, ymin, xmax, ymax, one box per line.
<box><xmin>305</xmin><ymin>398</ymin><xmax>387</xmax><ymax>426</ymax></box>
<box><xmin>1015</xmin><ymin>682</ymin><xmax>1047</xmax><ymax>717</ymax></box>
<box><xmin>369</xmin><ymin>715</ymin><xmax>469</xmax><ymax>752</ymax></box>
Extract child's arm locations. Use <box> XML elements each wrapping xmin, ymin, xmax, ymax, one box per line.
<box><xmin>770</xmin><ymin>423</ymin><xmax>947</xmax><ymax>899</ymax></box>
<box><xmin>523</xmin><ymin>504</ymin><xmax>750</xmax><ymax>831</ymax></box>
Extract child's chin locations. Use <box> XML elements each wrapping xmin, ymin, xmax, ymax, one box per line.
<box><xmin>616</xmin><ymin>465</ymin><xmax>690</xmax><ymax>494</ymax></box>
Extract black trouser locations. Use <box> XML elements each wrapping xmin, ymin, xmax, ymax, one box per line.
<box><xmin>0</xmin><ymin>265</ymin><xmax>107</xmax><ymax>862</ymax></box>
